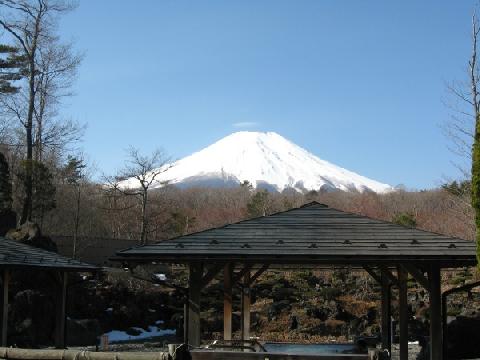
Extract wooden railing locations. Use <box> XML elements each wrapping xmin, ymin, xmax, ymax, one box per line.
<box><xmin>191</xmin><ymin>349</ymin><xmax>371</xmax><ymax>360</ymax></box>
<box><xmin>0</xmin><ymin>348</ymin><xmax>170</xmax><ymax>360</ymax></box>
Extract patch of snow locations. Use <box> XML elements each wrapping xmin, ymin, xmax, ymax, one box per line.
<box><xmin>102</xmin><ymin>325</ymin><xmax>175</xmax><ymax>343</ymax></box>
<box><xmin>153</xmin><ymin>273</ymin><xmax>167</xmax><ymax>281</ymax></box>
<box><xmin>119</xmin><ymin>131</ymin><xmax>393</xmax><ymax>193</ymax></box>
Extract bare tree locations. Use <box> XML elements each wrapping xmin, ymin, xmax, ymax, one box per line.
<box><xmin>114</xmin><ymin>147</ymin><xmax>172</xmax><ymax>245</ymax></box>
<box><xmin>0</xmin><ymin>0</ymin><xmax>80</xmax><ymax>223</ymax></box>
<box><xmin>446</xmin><ymin>10</ymin><xmax>480</xmax><ymax>262</ymax></box>
<box><xmin>444</xmin><ymin>12</ymin><xmax>480</xmax><ymax>169</ymax></box>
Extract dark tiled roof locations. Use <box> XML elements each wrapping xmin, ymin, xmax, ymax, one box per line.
<box><xmin>116</xmin><ymin>202</ymin><xmax>477</xmax><ymax>267</ymax></box>
<box><xmin>0</xmin><ymin>237</ymin><xmax>99</xmax><ymax>271</ymax></box>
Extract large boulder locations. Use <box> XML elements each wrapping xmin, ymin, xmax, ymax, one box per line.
<box><xmin>5</xmin><ymin>221</ymin><xmax>57</xmax><ymax>252</ymax></box>
<box><xmin>267</xmin><ymin>300</ymin><xmax>291</xmax><ymax>320</ymax></box>
<box><xmin>66</xmin><ymin>319</ymin><xmax>101</xmax><ymax>346</ymax></box>
<box><xmin>447</xmin><ymin>315</ymin><xmax>480</xmax><ymax>359</ymax></box>
<box><xmin>9</xmin><ymin>289</ymin><xmax>55</xmax><ymax>347</ymax></box>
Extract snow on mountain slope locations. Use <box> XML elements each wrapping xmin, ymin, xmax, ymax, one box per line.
<box><xmin>120</xmin><ymin>131</ymin><xmax>393</xmax><ymax>193</ymax></box>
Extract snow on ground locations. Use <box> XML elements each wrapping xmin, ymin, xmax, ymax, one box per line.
<box><xmin>103</xmin><ymin>325</ymin><xmax>175</xmax><ymax>343</ymax></box>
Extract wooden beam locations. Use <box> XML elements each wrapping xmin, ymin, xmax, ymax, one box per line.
<box><xmin>188</xmin><ymin>263</ymin><xmax>203</xmax><ymax>347</ymax></box>
<box><xmin>398</xmin><ymin>266</ymin><xmax>408</xmax><ymax>360</ymax></box>
<box><xmin>402</xmin><ymin>264</ymin><xmax>430</xmax><ymax>292</ymax></box>
<box><xmin>380</xmin><ymin>266</ymin><xmax>399</xmax><ymax>286</ymax></box>
<box><xmin>429</xmin><ymin>265</ymin><xmax>442</xmax><ymax>360</ymax></box>
<box><xmin>363</xmin><ymin>266</ymin><xmax>382</xmax><ymax>284</ymax></box>
<box><xmin>380</xmin><ymin>270</ymin><xmax>392</xmax><ymax>354</ymax></box>
<box><xmin>54</xmin><ymin>272</ymin><xmax>68</xmax><ymax>349</ymax></box>
<box><xmin>223</xmin><ymin>263</ymin><xmax>233</xmax><ymax>341</ymax></box>
<box><xmin>233</xmin><ymin>264</ymin><xmax>253</xmax><ymax>284</ymax></box>
<box><xmin>1</xmin><ymin>270</ymin><xmax>9</xmax><ymax>347</ymax></box>
<box><xmin>248</xmin><ymin>264</ymin><xmax>269</xmax><ymax>285</ymax></box>
<box><xmin>200</xmin><ymin>263</ymin><xmax>224</xmax><ymax>288</ymax></box>
<box><xmin>240</xmin><ymin>271</ymin><xmax>251</xmax><ymax>342</ymax></box>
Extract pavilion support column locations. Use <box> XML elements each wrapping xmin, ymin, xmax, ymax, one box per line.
<box><xmin>1</xmin><ymin>270</ymin><xmax>9</xmax><ymax>347</ymax></box>
<box><xmin>240</xmin><ymin>271</ymin><xmax>251</xmax><ymax>342</ymax></box>
<box><xmin>398</xmin><ymin>266</ymin><xmax>408</xmax><ymax>360</ymax></box>
<box><xmin>223</xmin><ymin>263</ymin><xmax>233</xmax><ymax>341</ymax></box>
<box><xmin>380</xmin><ymin>270</ymin><xmax>392</xmax><ymax>354</ymax></box>
<box><xmin>428</xmin><ymin>265</ymin><xmax>442</xmax><ymax>360</ymax></box>
<box><xmin>54</xmin><ymin>271</ymin><xmax>68</xmax><ymax>349</ymax></box>
<box><xmin>188</xmin><ymin>262</ymin><xmax>203</xmax><ymax>347</ymax></box>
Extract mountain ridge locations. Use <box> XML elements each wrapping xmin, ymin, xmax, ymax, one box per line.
<box><xmin>120</xmin><ymin>131</ymin><xmax>393</xmax><ymax>193</ymax></box>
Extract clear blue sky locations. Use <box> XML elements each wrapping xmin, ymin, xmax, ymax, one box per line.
<box><xmin>60</xmin><ymin>0</ymin><xmax>476</xmax><ymax>189</ymax></box>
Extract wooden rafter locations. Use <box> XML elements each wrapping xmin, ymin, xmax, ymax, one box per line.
<box><xmin>233</xmin><ymin>264</ymin><xmax>253</xmax><ymax>284</ymax></box>
<box><xmin>379</xmin><ymin>266</ymin><xmax>399</xmax><ymax>286</ymax></box>
<box><xmin>363</xmin><ymin>265</ymin><xmax>382</xmax><ymax>284</ymax></box>
<box><xmin>200</xmin><ymin>263</ymin><xmax>224</xmax><ymax>288</ymax></box>
<box><xmin>248</xmin><ymin>264</ymin><xmax>269</xmax><ymax>285</ymax></box>
<box><xmin>402</xmin><ymin>264</ymin><xmax>430</xmax><ymax>291</ymax></box>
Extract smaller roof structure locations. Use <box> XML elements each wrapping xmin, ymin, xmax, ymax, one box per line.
<box><xmin>0</xmin><ymin>236</ymin><xmax>98</xmax><ymax>271</ymax></box>
<box><xmin>116</xmin><ymin>202</ymin><xmax>476</xmax><ymax>268</ymax></box>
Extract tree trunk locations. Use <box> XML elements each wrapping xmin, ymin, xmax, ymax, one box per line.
<box><xmin>20</xmin><ymin>58</ymin><xmax>36</xmax><ymax>224</ymax></box>
<box><xmin>140</xmin><ymin>189</ymin><xmax>147</xmax><ymax>245</ymax></box>
<box><xmin>72</xmin><ymin>185</ymin><xmax>81</xmax><ymax>259</ymax></box>
<box><xmin>20</xmin><ymin>15</ymin><xmax>41</xmax><ymax>225</ymax></box>
<box><xmin>470</xmin><ymin>15</ymin><xmax>480</xmax><ymax>267</ymax></box>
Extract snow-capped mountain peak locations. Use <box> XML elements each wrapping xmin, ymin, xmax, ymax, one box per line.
<box><xmin>120</xmin><ymin>131</ymin><xmax>393</xmax><ymax>193</ymax></box>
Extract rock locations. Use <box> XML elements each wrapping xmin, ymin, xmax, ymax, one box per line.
<box><xmin>6</xmin><ymin>221</ymin><xmax>40</xmax><ymax>241</ymax></box>
<box><xmin>289</xmin><ymin>315</ymin><xmax>298</xmax><ymax>330</ymax></box>
<box><xmin>268</xmin><ymin>300</ymin><xmax>291</xmax><ymax>320</ymax></box>
<box><xmin>306</xmin><ymin>305</ymin><xmax>332</xmax><ymax>321</ymax></box>
<box><xmin>125</xmin><ymin>327</ymin><xmax>142</xmax><ymax>336</ymax></box>
<box><xmin>324</xmin><ymin>319</ymin><xmax>347</xmax><ymax>336</ymax></box>
<box><xmin>447</xmin><ymin>316</ymin><xmax>480</xmax><ymax>359</ymax></box>
<box><xmin>5</xmin><ymin>221</ymin><xmax>57</xmax><ymax>252</ymax></box>
<box><xmin>10</xmin><ymin>289</ymin><xmax>55</xmax><ymax>346</ymax></box>
<box><xmin>67</xmin><ymin>319</ymin><xmax>101</xmax><ymax>346</ymax></box>
<box><xmin>271</xmin><ymin>287</ymin><xmax>297</xmax><ymax>302</ymax></box>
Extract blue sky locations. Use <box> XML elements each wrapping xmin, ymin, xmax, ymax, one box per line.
<box><xmin>60</xmin><ymin>1</ymin><xmax>476</xmax><ymax>189</ymax></box>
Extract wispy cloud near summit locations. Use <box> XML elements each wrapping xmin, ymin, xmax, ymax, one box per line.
<box><xmin>232</xmin><ymin>121</ymin><xmax>260</xmax><ymax>128</ymax></box>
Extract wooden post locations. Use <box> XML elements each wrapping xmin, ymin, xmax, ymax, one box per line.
<box><xmin>240</xmin><ymin>271</ymin><xmax>251</xmax><ymax>342</ymax></box>
<box><xmin>183</xmin><ymin>299</ymin><xmax>188</xmax><ymax>344</ymax></box>
<box><xmin>223</xmin><ymin>263</ymin><xmax>233</xmax><ymax>341</ymax></box>
<box><xmin>381</xmin><ymin>270</ymin><xmax>392</xmax><ymax>353</ymax></box>
<box><xmin>188</xmin><ymin>263</ymin><xmax>203</xmax><ymax>347</ymax></box>
<box><xmin>1</xmin><ymin>270</ymin><xmax>9</xmax><ymax>347</ymax></box>
<box><xmin>398</xmin><ymin>266</ymin><xmax>408</xmax><ymax>360</ymax></box>
<box><xmin>54</xmin><ymin>271</ymin><xmax>68</xmax><ymax>349</ymax></box>
<box><xmin>429</xmin><ymin>266</ymin><xmax>442</xmax><ymax>360</ymax></box>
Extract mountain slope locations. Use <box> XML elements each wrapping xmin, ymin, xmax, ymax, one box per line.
<box><xmin>120</xmin><ymin>131</ymin><xmax>393</xmax><ymax>193</ymax></box>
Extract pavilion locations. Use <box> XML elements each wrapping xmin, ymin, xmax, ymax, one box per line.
<box><xmin>115</xmin><ymin>202</ymin><xmax>477</xmax><ymax>360</ymax></box>
<box><xmin>0</xmin><ymin>236</ymin><xmax>99</xmax><ymax>348</ymax></box>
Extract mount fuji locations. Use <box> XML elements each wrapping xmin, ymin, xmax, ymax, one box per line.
<box><xmin>120</xmin><ymin>131</ymin><xmax>393</xmax><ymax>193</ymax></box>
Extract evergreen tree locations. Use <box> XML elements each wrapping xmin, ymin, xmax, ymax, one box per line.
<box><xmin>166</xmin><ymin>211</ymin><xmax>196</xmax><ymax>237</ymax></box>
<box><xmin>17</xmin><ymin>160</ymin><xmax>56</xmax><ymax>226</ymax></box>
<box><xmin>62</xmin><ymin>156</ymin><xmax>86</xmax><ymax>185</ymax></box>
<box><xmin>442</xmin><ymin>180</ymin><xmax>471</xmax><ymax>196</ymax></box>
<box><xmin>392</xmin><ymin>212</ymin><xmax>417</xmax><ymax>228</ymax></box>
<box><xmin>0</xmin><ymin>152</ymin><xmax>12</xmax><ymax>212</ymax></box>
<box><xmin>0</xmin><ymin>44</ymin><xmax>26</xmax><ymax>94</ymax></box>
<box><xmin>61</xmin><ymin>156</ymin><xmax>86</xmax><ymax>258</ymax></box>
<box><xmin>247</xmin><ymin>190</ymin><xmax>270</xmax><ymax>217</ymax></box>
